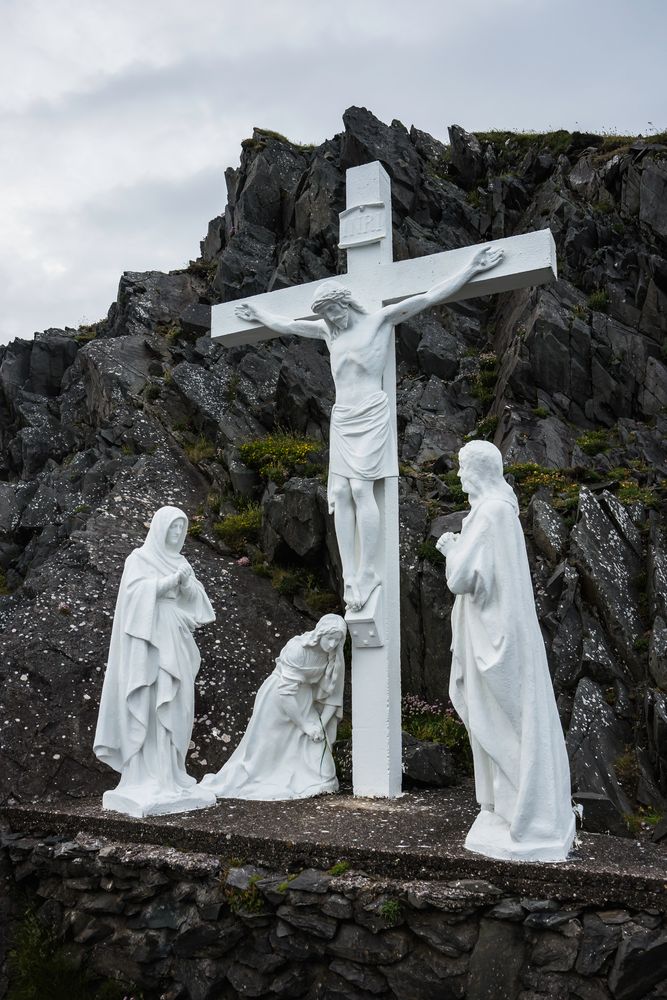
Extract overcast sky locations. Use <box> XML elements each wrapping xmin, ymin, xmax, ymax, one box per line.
<box><xmin>1</xmin><ymin>0</ymin><xmax>664</xmax><ymax>345</ymax></box>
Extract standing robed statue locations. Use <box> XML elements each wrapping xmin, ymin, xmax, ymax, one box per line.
<box><xmin>94</xmin><ymin>505</ymin><xmax>217</xmax><ymax>817</ymax></box>
<box><xmin>437</xmin><ymin>441</ymin><xmax>576</xmax><ymax>862</ymax></box>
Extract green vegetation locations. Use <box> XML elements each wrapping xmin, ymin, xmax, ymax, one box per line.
<box><xmin>239</xmin><ymin>432</ymin><xmax>322</xmax><ymax>485</ymax></box>
<box><xmin>156</xmin><ymin>321</ymin><xmax>182</xmax><ymax>344</ymax></box>
<box><xmin>7</xmin><ymin>910</ymin><xmax>142</xmax><ymax>1000</ymax></box>
<box><xmin>614</xmin><ymin>748</ymin><xmax>640</xmax><ymax>797</ymax></box>
<box><xmin>471</xmin><ymin>352</ymin><xmax>498</xmax><ymax>406</ymax></box>
<box><xmin>571</xmin><ymin>303</ymin><xmax>589</xmax><ymax>320</ymax></box>
<box><xmin>506</xmin><ymin>462</ymin><xmax>572</xmax><ymax>503</ymax></box>
<box><xmin>187</xmin><ymin>258</ymin><xmax>218</xmax><ymax>282</ymax></box>
<box><xmin>260</xmin><ymin>563</ymin><xmax>341</xmax><ymax>615</ymax></box>
<box><xmin>439</xmin><ymin>469</ymin><xmax>466</xmax><ymax>506</ymax></box>
<box><xmin>241</xmin><ymin>127</ymin><xmax>316</xmax><ymax>154</ymax></box>
<box><xmin>224</xmin><ymin>875</ymin><xmax>264</xmax><ymax>914</ymax></box>
<box><xmin>225</xmin><ymin>372</ymin><xmax>240</xmax><ymax>404</ymax></box>
<box><xmin>604</xmin><ymin>686</ymin><xmax>618</xmax><ymax>706</ymax></box>
<box><xmin>75</xmin><ymin>319</ymin><xmax>106</xmax><ymax>344</ymax></box>
<box><xmin>642</xmin><ymin>808</ymin><xmax>664</xmax><ymax>827</ymax></box>
<box><xmin>172</xmin><ymin>417</ymin><xmax>194</xmax><ymax>433</ymax></box>
<box><xmin>184</xmin><ymin>435</ymin><xmax>217</xmax><ymax>463</ymax></box>
<box><xmin>95</xmin><ymin>986</ymin><xmax>144</xmax><ymax>1000</ymax></box>
<box><xmin>623</xmin><ymin>807</ymin><xmax>663</xmax><ymax>838</ymax></box>
<box><xmin>587</xmin><ymin>289</ymin><xmax>609</xmax><ymax>312</ymax></box>
<box><xmin>276</xmin><ymin>874</ymin><xmax>298</xmax><ymax>893</ymax></box>
<box><xmin>616</xmin><ymin>479</ymin><xmax>660</xmax><ymax>508</ymax></box>
<box><xmin>624</xmin><ymin>812</ymin><xmax>642</xmax><ymax>837</ymax></box>
<box><xmin>0</xmin><ymin>571</ymin><xmax>10</xmax><ymax>596</ymax></box>
<box><xmin>272</xmin><ymin>567</ymin><xmax>303</xmax><ymax>599</ymax></box>
<box><xmin>401</xmin><ymin>694</ymin><xmax>472</xmax><ymax>773</ymax></box>
<box><xmin>472</xmin><ymin>129</ymin><xmax>573</xmax><ymax>156</ymax></box>
<box><xmin>336</xmin><ymin>719</ymin><xmax>352</xmax><ymax>742</ymax></box>
<box><xmin>144</xmin><ymin>382</ymin><xmax>161</xmax><ymax>401</ymax></box>
<box><xmin>593</xmin><ymin>130</ymin><xmax>667</xmax><ymax>162</ymax></box>
<box><xmin>576</xmin><ymin>429</ymin><xmax>611</xmax><ymax>456</ymax></box>
<box><xmin>327</xmin><ymin>860</ymin><xmax>350</xmax><ymax>876</ymax></box>
<box><xmin>466</xmin><ymin>414</ymin><xmax>499</xmax><ymax>441</ymax></box>
<box><xmin>302</xmin><ymin>584</ymin><xmax>340</xmax><ymax>616</ymax></box>
<box><xmin>417</xmin><ymin>540</ymin><xmax>445</xmax><ymax>566</ymax></box>
<box><xmin>378</xmin><ymin>899</ymin><xmax>403</xmax><ymax>925</ymax></box>
<box><xmin>504</xmin><ymin>459</ymin><xmax>665</xmax><ymax>514</ymax></box>
<box><xmin>213</xmin><ymin>504</ymin><xmax>262</xmax><ymax>551</ymax></box>
<box><xmin>532</xmin><ymin>406</ymin><xmax>549</xmax><ymax>419</ymax></box>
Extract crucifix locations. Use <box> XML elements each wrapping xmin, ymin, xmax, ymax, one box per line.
<box><xmin>211</xmin><ymin>161</ymin><xmax>556</xmax><ymax>797</ymax></box>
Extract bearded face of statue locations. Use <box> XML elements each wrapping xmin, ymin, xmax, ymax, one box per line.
<box><xmin>458</xmin><ymin>456</ymin><xmax>485</xmax><ymax>499</ymax></box>
<box><xmin>321</xmin><ymin>300</ymin><xmax>349</xmax><ymax>330</ymax></box>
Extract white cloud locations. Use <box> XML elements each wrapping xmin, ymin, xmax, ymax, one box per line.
<box><xmin>0</xmin><ymin>0</ymin><xmax>665</xmax><ymax>344</ymax></box>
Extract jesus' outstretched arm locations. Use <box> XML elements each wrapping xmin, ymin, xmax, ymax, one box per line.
<box><xmin>235</xmin><ymin>302</ymin><xmax>327</xmax><ymax>340</ymax></box>
<box><xmin>379</xmin><ymin>245</ymin><xmax>504</xmax><ymax>326</ymax></box>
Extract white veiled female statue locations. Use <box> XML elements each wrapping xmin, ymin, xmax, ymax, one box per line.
<box><xmin>94</xmin><ymin>505</ymin><xmax>217</xmax><ymax>817</ymax></box>
<box><xmin>437</xmin><ymin>441</ymin><xmax>576</xmax><ymax>862</ymax></box>
<box><xmin>201</xmin><ymin>614</ymin><xmax>347</xmax><ymax>800</ymax></box>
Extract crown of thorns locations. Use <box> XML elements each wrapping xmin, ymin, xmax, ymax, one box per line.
<box><xmin>311</xmin><ymin>282</ymin><xmax>352</xmax><ymax>314</ymax></box>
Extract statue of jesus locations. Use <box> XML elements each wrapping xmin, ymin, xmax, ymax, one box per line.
<box><xmin>235</xmin><ymin>244</ymin><xmax>503</xmax><ymax>611</ymax></box>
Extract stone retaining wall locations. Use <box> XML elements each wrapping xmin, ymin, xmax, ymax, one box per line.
<box><xmin>1</xmin><ymin>833</ymin><xmax>666</xmax><ymax>1000</ymax></box>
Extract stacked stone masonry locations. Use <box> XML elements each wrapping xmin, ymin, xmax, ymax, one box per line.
<box><xmin>1</xmin><ymin>833</ymin><xmax>666</xmax><ymax>1000</ymax></box>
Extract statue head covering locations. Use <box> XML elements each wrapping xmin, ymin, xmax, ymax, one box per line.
<box><xmin>311</xmin><ymin>281</ymin><xmax>351</xmax><ymax>313</ymax></box>
<box><xmin>139</xmin><ymin>505</ymin><xmax>190</xmax><ymax>575</ymax></box>
<box><xmin>311</xmin><ymin>281</ymin><xmax>367</xmax><ymax>317</ymax></box>
<box><xmin>458</xmin><ymin>441</ymin><xmax>519</xmax><ymax>513</ymax></box>
<box><xmin>303</xmin><ymin>613</ymin><xmax>347</xmax><ymax>700</ymax></box>
<box><xmin>304</xmin><ymin>613</ymin><xmax>348</xmax><ymax>645</ymax></box>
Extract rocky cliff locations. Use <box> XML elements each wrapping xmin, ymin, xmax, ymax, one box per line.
<box><xmin>1</xmin><ymin>108</ymin><xmax>666</xmax><ymax>834</ymax></box>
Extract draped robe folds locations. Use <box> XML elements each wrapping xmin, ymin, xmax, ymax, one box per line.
<box><xmin>201</xmin><ymin>634</ymin><xmax>344</xmax><ymax>800</ymax></box>
<box><xmin>93</xmin><ymin>506</ymin><xmax>216</xmax><ymax>816</ymax></box>
<box><xmin>327</xmin><ymin>390</ymin><xmax>398</xmax><ymax>513</ymax></box>
<box><xmin>446</xmin><ymin>496</ymin><xmax>575</xmax><ymax>862</ymax></box>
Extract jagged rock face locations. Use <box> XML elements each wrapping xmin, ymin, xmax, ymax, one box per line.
<box><xmin>1</xmin><ymin>108</ymin><xmax>666</xmax><ymax>827</ymax></box>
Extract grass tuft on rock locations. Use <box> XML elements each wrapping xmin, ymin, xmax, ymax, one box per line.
<box><xmin>239</xmin><ymin>432</ymin><xmax>322</xmax><ymax>485</ymax></box>
<box><xmin>184</xmin><ymin>435</ymin><xmax>217</xmax><ymax>464</ymax></box>
<box><xmin>576</xmin><ymin>429</ymin><xmax>611</xmax><ymax>456</ymax></box>
<box><xmin>7</xmin><ymin>909</ymin><xmax>141</xmax><ymax>1000</ymax></box>
<box><xmin>213</xmin><ymin>504</ymin><xmax>261</xmax><ymax>551</ymax></box>
<box><xmin>402</xmin><ymin>695</ymin><xmax>472</xmax><ymax>772</ymax></box>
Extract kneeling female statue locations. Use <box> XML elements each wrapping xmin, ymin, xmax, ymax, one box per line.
<box><xmin>94</xmin><ymin>505</ymin><xmax>217</xmax><ymax>817</ymax></box>
<box><xmin>200</xmin><ymin>613</ymin><xmax>347</xmax><ymax>800</ymax></box>
<box><xmin>437</xmin><ymin>441</ymin><xmax>576</xmax><ymax>862</ymax></box>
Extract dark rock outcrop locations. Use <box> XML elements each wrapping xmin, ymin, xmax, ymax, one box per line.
<box><xmin>1</xmin><ymin>108</ymin><xmax>666</xmax><ymax>818</ymax></box>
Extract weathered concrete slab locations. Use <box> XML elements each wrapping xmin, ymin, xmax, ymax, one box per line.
<box><xmin>3</xmin><ymin>784</ymin><xmax>666</xmax><ymax>911</ymax></box>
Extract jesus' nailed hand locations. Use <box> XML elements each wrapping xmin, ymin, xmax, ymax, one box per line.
<box><xmin>234</xmin><ymin>244</ymin><xmax>504</xmax><ymax>613</ymax></box>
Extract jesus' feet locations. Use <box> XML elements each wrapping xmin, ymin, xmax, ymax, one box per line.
<box><xmin>346</xmin><ymin>570</ymin><xmax>381</xmax><ymax>612</ymax></box>
<box><xmin>343</xmin><ymin>579</ymin><xmax>357</xmax><ymax>611</ymax></box>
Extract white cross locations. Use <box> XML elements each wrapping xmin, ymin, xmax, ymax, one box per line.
<box><xmin>212</xmin><ymin>161</ymin><xmax>556</xmax><ymax>797</ymax></box>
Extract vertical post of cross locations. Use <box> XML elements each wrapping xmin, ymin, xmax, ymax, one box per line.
<box><xmin>341</xmin><ymin>162</ymin><xmax>402</xmax><ymax>797</ymax></box>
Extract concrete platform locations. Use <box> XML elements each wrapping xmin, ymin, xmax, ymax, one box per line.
<box><xmin>2</xmin><ymin>784</ymin><xmax>666</xmax><ymax>911</ymax></box>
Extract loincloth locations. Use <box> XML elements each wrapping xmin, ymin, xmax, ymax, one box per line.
<box><xmin>327</xmin><ymin>390</ymin><xmax>398</xmax><ymax>512</ymax></box>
